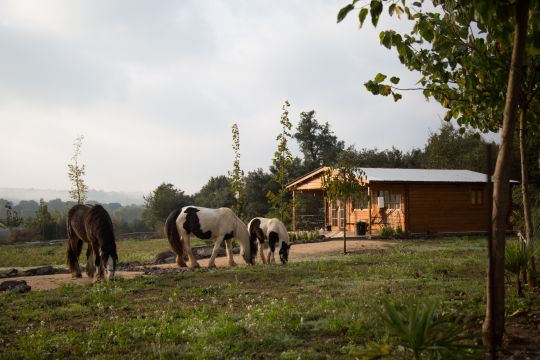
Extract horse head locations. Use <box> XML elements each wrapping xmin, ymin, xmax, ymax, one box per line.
<box><xmin>279</xmin><ymin>242</ymin><xmax>291</xmax><ymax>264</ymax></box>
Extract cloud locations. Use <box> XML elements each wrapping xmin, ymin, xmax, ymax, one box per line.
<box><xmin>0</xmin><ymin>0</ymin><xmax>484</xmax><ymax>196</ymax></box>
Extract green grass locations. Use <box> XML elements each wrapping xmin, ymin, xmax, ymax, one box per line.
<box><xmin>0</xmin><ymin>238</ymin><xmax>205</xmax><ymax>269</ymax></box>
<box><xmin>0</xmin><ymin>238</ymin><xmax>537</xmax><ymax>359</ymax></box>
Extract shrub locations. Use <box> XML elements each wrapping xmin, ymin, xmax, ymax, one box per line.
<box><xmin>378</xmin><ymin>299</ymin><xmax>478</xmax><ymax>359</ymax></box>
<box><xmin>505</xmin><ymin>240</ymin><xmax>537</xmax><ymax>297</ymax></box>
<box><xmin>379</xmin><ymin>226</ymin><xmax>395</xmax><ymax>239</ymax></box>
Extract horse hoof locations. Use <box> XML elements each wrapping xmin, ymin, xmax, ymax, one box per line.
<box><xmin>229</xmin><ymin>262</ymin><xmax>237</xmax><ymax>267</ymax></box>
<box><xmin>207</xmin><ymin>264</ymin><xmax>217</xmax><ymax>269</ymax></box>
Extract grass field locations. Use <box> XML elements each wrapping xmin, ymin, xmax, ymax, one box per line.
<box><xmin>0</xmin><ymin>238</ymin><xmax>537</xmax><ymax>359</ymax></box>
<box><xmin>0</xmin><ymin>238</ymin><xmax>207</xmax><ymax>268</ymax></box>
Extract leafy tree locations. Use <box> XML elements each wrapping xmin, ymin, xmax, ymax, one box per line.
<box><xmin>31</xmin><ymin>199</ymin><xmax>56</xmax><ymax>240</ymax></box>
<box><xmin>193</xmin><ymin>175</ymin><xmax>235</xmax><ymax>209</ymax></box>
<box><xmin>68</xmin><ymin>135</ymin><xmax>88</xmax><ymax>204</ymax></box>
<box><xmin>294</xmin><ymin>110</ymin><xmax>345</xmax><ymax>170</ymax></box>
<box><xmin>321</xmin><ymin>162</ymin><xmax>366</xmax><ymax>254</ymax></box>
<box><xmin>338</xmin><ymin>0</ymin><xmax>535</xmax><ymax>346</ymax></box>
<box><xmin>242</xmin><ymin>169</ymin><xmax>276</xmax><ymax>220</ymax></box>
<box><xmin>13</xmin><ymin>200</ymin><xmax>39</xmax><ymax>218</ymax></box>
<box><xmin>267</xmin><ymin>100</ymin><xmax>295</xmax><ymax>223</ymax></box>
<box><xmin>423</xmin><ymin>123</ymin><xmax>494</xmax><ymax>172</ymax></box>
<box><xmin>143</xmin><ymin>183</ymin><xmax>191</xmax><ymax>231</ymax></box>
<box><xmin>227</xmin><ymin>123</ymin><xmax>245</xmax><ymax>216</ymax></box>
<box><xmin>338</xmin><ymin>146</ymin><xmax>424</xmax><ymax>168</ymax></box>
<box><xmin>1</xmin><ymin>202</ymin><xmax>23</xmax><ymax>228</ymax></box>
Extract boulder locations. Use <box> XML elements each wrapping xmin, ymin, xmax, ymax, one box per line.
<box><xmin>0</xmin><ymin>280</ymin><xmax>31</xmax><ymax>293</ymax></box>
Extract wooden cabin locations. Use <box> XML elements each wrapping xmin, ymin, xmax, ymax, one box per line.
<box><xmin>287</xmin><ymin>167</ymin><xmax>513</xmax><ymax>235</ymax></box>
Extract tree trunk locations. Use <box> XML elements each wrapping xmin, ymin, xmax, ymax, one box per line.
<box><xmin>343</xmin><ymin>200</ymin><xmax>347</xmax><ymax>254</ymax></box>
<box><xmin>482</xmin><ymin>0</ymin><xmax>529</xmax><ymax>348</ymax></box>
<box><xmin>519</xmin><ymin>109</ymin><xmax>537</xmax><ymax>287</ymax></box>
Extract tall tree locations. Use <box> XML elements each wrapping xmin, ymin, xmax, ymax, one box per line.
<box><xmin>227</xmin><ymin>123</ymin><xmax>245</xmax><ymax>216</ymax></box>
<box><xmin>338</xmin><ymin>0</ymin><xmax>536</xmax><ymax>347</ymax></box>
<box><xmin>423</xmin><ymin>123</ymin><xmax>494</xmax><ymax>172</ymax></box>
<box><xmin>267</xmin><ymin>100</ymin><xmax>295</xmax><ymax>223</ymax></box>
<box><xmin>294</xmin><ymin>110</ymin><xmax>345</xmax><ymax>170</ymax></box>
<box><xmin>143</xmin><ymin>183</ymin><xmax>191</xmax><ymax>231</ymax></box>
<box><xmin>68</xmin><ymin>135</ymin><xmax>88</xmax><ymax>204</ymax></box>
<box><xmin>193</xmin><ymin>176</ymin><xmax>236</xmax><ymax>209</ymax></box>
<box><xmin>242</xmin><ymin>169</ymin><xmax>276</xmax><ymax>220</ymax></box>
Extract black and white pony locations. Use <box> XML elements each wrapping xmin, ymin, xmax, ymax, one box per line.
<box><xmin>165</xmin><ymin>206</ymin><xmax>256</xmax><ymax>269</ymax></box>
<box><xmin>247</xmin><ymin>217</ymin><xmax>291</xmax><ymax>264</ymax></box>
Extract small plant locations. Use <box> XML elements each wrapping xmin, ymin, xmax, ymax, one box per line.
<box><xmin>379</xmin><ymin>226</ymin><xmax>395</xmax><ymax>238</ymax></box>
<box><xmin>505</xmin><ymin>240</ymin><xmax>537</xmax><ymax>297</ymax></box>
<box><xmin>378</xmin><ymin>299</ymin><xmax>478</xmax><ymax>359</ymax></box>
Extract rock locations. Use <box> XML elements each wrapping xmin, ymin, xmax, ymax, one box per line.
<box><xmin>21</xmin><ymin>266</ymin><xmax>68</xmax><ymax>276</ymax></box>
<box><xmin>155</xmin><ymin>250</ymin><xmax>176</xmax><ymax>264</ymax></box>
<box><xmin>0</xmin><ymin>269</ymin><xmax>19</xmax><ymax>278</ymax></box>
<box><xmin>0</xmin><ymin>280</ymin><xmax>31</xmax><ymax>293</ymax></box>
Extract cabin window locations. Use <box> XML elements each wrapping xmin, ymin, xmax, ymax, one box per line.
<box><xmin>352</xmin><ymin>191</ymin><xmax>369</xmax><ymax>210</ymax></box>
<box><xmin>373</xmin><ymin>190</ymin><xmax>402</xmax><ymax>210</ymax></box>
<box><xmin>471</xmin><ymin>189</ymin><xmax>483</xmax><ymax>205</ymax></box>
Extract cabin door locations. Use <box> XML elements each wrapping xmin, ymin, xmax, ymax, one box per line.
<box><xmin>330</xmin><ymin>201</ymin><xmax>346</xmax><ymax>230</ymax></box>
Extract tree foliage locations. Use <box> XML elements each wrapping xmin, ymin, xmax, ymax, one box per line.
<box><xmin>0</xmin><ymin>202</ymin><xmax>23</xmax><ymax>228</ymax></box>
<box><xmin>67</xmin><ymin>135</ymin><xmax>88</xmax><ymax>204</ymax></box>
<box><xmin>193</xmin><ymin>176</ymin><xmax>235</xmax><ymax>209</ymax></box>
<box><xmin>267</xmin><ymin>100</ymin><xmax>295</xmax><ymax>222</ymax></box>
<box><xmin>227</xmin><ymin>123</ymin><xmax>245</xmax><ymax>216</ymax></box>
<box><xmin>143</xmin><ymin>183</ymin><xmax>191</xmax><ymax>231</ymax></box>
<box><xmin>294</xmin><ymin>110</ymin><xmax>345</xmax><ymax>171</ymax></box>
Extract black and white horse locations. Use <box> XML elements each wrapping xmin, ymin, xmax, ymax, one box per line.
<box><xmin>247</xmin><ymin>217</ymin><xmax>291</xmax><ymax>264</ymax></box>
<box><xmin>165</xmin><ymin>206</ymin><xmax>256</xmax><ymax>268</ymax></box>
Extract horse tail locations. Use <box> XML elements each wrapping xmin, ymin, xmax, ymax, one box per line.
<box><xmin>165</xmin><ymin>208</ymin><xmax>184</xmax><ymax>267</ymax></box>
<box><xmin>66</xmin><ymin>208</ymin><xmax>83</xmax><ymax>275</ymax></box>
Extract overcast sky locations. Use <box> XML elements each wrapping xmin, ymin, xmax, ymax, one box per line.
<box><xmin>0</xmin><ymin>0</ymin><xmax>464</xmax><ymax>195</ymax></box>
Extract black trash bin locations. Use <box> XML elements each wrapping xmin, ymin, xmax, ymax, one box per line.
<box><xmin>356</xmin><ymin>221</ymin><xmax>367</xmax><ymax>235</ymax></box>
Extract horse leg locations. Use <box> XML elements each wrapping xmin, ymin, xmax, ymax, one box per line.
<box><xmin>266</xmin><ymin>248</ymin><xmax>273</xmax><ymax>264</ymax></box>
<box><xmin>207</xmin><ymin>237</ymin><xmax>224</xmax><ymax>268</ymax></box>
<box><xmin>184</xmin><ymin>235</ymin><xmax>200</xmax><ymax>269</ymax></box>
<box><xmin>74</xmin><ymin>238</ymin><xmax>83</xmax><ymax>277</ymax></box>
<box><xmin>258</xmin><ymin>239</ymin><xmax>266</xmax><ymax>264</ymax></box>
<box><xmin>225</xmin><ymin>239</ymin><xmax>236</xmax><ymax>267</ymax></box>
<box><xmin>86</xmin><ymin>245</ymin><xmax>96</xmax><ymax>278</ymax></box>
<box><xmin>93</xmin><ymin>242</ymin><xmax>104</xmax><ymax>283</ymax></box>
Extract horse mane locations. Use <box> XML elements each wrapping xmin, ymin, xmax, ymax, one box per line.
<box><xmin>86</xmin><ymin>205</ymin><xmax>117</xmax><ymax>261</ymax></box>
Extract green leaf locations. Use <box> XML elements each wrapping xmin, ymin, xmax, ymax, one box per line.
<box><xmin>380</xmin><ymin>85</ymin><xmax>392</xmax><ymax>96</ymax></box>
<box><xmin>392</xmin><ymin>93</ymin><xmax>402</xmax><ymax>102</ymax></box>
<box><xmin>370</xmin><ymin>0</ymin><xmax>383</xmax><ymax>27</ymax></box>
<box><xmin>390</xmin><ymin>76</ymin><xmax>400</xmax><ymax>84</ymax></box>
<box><xmin>380</xmin><ymin>31</ymin><xmax>393</xmax><ymax>49</ymax></box>
<box><xmin>374</xmin><ymin>73</ymin><xmax>387</xmax><ymax>83</ymax></box>
<box><xmin>358</xmin><ymin>8</ymin><xmax>369</xmax><ymax>27</ymax></box>
<box><xmin>388</xmin><ymin>3</ymin><xmax>396</xmax><ymax>16</ymax></box>
<box><xmin>337</xmin><ymin>4</ymin><xmax>355</xmax><ymax>23</ymax></box>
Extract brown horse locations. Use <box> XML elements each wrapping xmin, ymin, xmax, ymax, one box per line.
<box><xmin>66</xmin><ymin>204</ymin><xmax>118</xmax><ymax>282</ymax></box>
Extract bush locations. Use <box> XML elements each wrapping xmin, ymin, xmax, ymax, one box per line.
<box><xmin>379</xmin><ymin>226</ymin><xmax>395</xmax><ymax>238</ymax></box>
<box><xmin>378</xmin><ymin>299</ymin><xmax>478</xmax><ymax>359</ymax></box>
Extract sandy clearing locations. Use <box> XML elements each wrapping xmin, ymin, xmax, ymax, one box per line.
<box><xmin>7</xmin><ymin>239</ymin><xmax>396</xmax><ymax>291</ymax></box>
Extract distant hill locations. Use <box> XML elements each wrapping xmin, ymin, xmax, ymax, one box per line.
<box><xmin>0</xmin><ymin>188</ymin><xmax>145</xmax><ymax>206</ymax></box>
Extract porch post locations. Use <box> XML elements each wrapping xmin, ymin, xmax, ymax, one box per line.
<box><xmin>368</xmin><ymin>186</ymin><xmax>372</xmax><ymax>235</ymax></box>
<box><xmin>292</xmin><ymin>190</ymin><xmax>297</xmax><ymax>231</ymax></box>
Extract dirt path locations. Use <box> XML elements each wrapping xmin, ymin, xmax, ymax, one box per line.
<box><xmin>12</xmin><ymin>240</ymin><xmax>396</xmax><ymax>291</ymax></box>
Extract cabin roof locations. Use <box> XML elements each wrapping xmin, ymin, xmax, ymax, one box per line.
<box><xmin>287</xmin><ymin>167</ymin><xmax>516</xmax><ymax>188</ymax></box>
